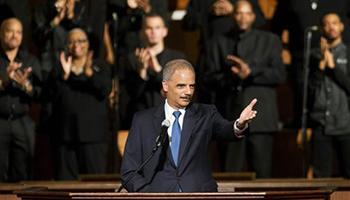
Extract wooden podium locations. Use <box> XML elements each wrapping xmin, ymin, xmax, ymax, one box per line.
<box><xmin>16</xmin><ymin>190</ymin><xmax>332</xmax><ymax>200</ymax></box>
<box><xmin>2</xmin><ymin>178</ymin><xmax>350</xmax><ymax>200</ymax></box>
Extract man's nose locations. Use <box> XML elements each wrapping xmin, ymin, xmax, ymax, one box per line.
<box><xmin>184</xmin><ymin>86</ymin><xmax>192</xmax><ymax>94</ymax></box>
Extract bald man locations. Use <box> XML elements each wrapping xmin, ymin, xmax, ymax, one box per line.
<box><xmin>204</xmin><ymin>0</ymin><xmax>285</xmax><ymax>178</ymax></box>
<box><xmin>0</xmin><ymin>18</ymin><xmax>41</xmax><ymax>182</ymax></box>
<box><xmin>47</xmin><ymin>28</ymin><xmax>112</xmax><ymax>180</ymax></box>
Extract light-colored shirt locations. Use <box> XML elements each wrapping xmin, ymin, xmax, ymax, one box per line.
<box><xmin>164</xmin><ymin>100</ymin><xmax>247</xmax><ymax>144</ymax></box>
<box><xmin>164</xmin><ymin>100</ymin><xmax>186</xmax><ymax>145</ymax></box>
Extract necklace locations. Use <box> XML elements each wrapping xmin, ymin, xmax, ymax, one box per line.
<box><xmin>71</xmin><ymin>65</ymin><xmax>83</xmax><ymax>75</ymax></box>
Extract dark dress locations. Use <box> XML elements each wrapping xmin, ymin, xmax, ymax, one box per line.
<box><xmin>48</xmin><ymin>60</ymin><xmax>112</xmax><ymax>180</ymax></box>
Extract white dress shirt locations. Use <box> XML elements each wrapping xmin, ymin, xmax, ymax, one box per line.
<box><xmin>164</xmin><ymin>100</ymin><xmax>186</xmax><ymax>145</ymax></box>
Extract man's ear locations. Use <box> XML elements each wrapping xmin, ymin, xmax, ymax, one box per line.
<box><xmin>162</xmin><ymin>81</ymin><xmax>168</xmax><ymax>92</ymax></box>
<box><xmin>340</xmin><ymin>22</ymin><xmax>344</xmax><ymax>32</ymax></box>
<box><xmin>252</xmin><ymin>13</ymin><xmax>256</xmax><ymax>23</ymax></box>
<box><xmin>163</xmin><ymin>27</ymin><xmax>168</xmax><ymax>38</ymax></box>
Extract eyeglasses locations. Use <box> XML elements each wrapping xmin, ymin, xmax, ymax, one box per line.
<box><xmin>67</xmin><ymin>39</ymin><xmax>88</xmax><ymax>45</ymax></box>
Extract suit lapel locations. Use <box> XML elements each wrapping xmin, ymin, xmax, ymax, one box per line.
<box><xmin>177</xmin><ymin>103</ymin><xmax>200</xmax><ymax>167</ymax></box>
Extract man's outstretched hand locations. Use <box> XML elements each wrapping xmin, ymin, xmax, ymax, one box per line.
<box><xmin>237</xmin><ymin>98</ymin><xmax>258</xmax><ymax>129</ymax></box>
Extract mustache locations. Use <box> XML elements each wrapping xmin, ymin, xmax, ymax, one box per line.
<box><xmin>180</xmin><ymin>95</ymin><xmax>192</xmax><ymax>101</ymax></box>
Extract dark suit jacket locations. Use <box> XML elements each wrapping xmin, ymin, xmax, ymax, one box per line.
<box><xmin>121</xmin><ymin>102</ymin><xmax>240</xmax><ymax>192</ymax></box>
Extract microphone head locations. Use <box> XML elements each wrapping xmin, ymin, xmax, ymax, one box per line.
<box><xmin>310</xmin><ymin>26</ymin><xmax>319</xmax><ymax>31</ymax></box>
<box><xmin>161</xmin><ymin>119</ymin><xmax>171</xmax><ymax>127</ymax></box>
<box><xmin>307</xmin><ymin>26</ymin><xmax>319</xmax><ymax>31</ymax></box>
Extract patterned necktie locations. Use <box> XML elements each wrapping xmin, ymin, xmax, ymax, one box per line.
<box><xmin>171</xmin><ymin>111</ymin><xmax>182</xmax><ymax>166</ymax></box>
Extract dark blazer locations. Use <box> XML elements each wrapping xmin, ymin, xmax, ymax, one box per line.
<box><xmin>121</xmin><ymin>102</ymin><xmax>240</xmax><ymax>192</ymax></box>
<box><xmin>48</xmin><ymin>60</ymin><xmax>112</xmax><ymax>142</ymax></box>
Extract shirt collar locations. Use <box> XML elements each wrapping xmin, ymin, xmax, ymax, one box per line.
<box><xmin>329</xmin><ymin>42</ymin><xmax>345</xmax><ymax>53</ymax></box>
<box><xmin>233</xmin><ymin>28</ymin><xmax>254</xmax><ymax>40</ymax></box>
<box><xmin>0</xmin><ymin>48</ymin><xmax>23</xmax><ymax>63</ymax></box>
<box><xmin>164</xmin><ymin>99</ymin><xmax>186</xmax><ymax>120</ymax></box>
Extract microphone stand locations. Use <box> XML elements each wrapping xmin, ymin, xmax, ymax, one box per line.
<box><xmin>112</xmin><ymin>11</ymin><xmax>119</xmax><ymax>79</ymax></box>
<box><xmin>116</xmin><ymin>134</ymin><xmax>167</xmax><ymax>192</ymax></box>
<box><xmin>300</xmin><ymin>27</ymin><xmax>314</xmax><ymax>177</ymax></box>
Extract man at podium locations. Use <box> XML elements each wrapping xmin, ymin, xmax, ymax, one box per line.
<box><xmin>121</xmin><ymin>59</ymin><xmax>257</xmax><ymax>192</ymax></box>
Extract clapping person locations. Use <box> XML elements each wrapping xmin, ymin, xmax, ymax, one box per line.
<box><xmin>48</xmin><ymin>28</ymin><xmax>111</xmax><ymax>180</ymax></box>
<box><xmin>0</xmin><ymin>18</ymin><xmax>41</xmax><ymax>182</ymax></box>
<box><xmin>122</xmin><ymin>13</ymin><xmax>186</xmax><ymax>128</ymax></box>
<box><xmin>204</xmin><ymin>0</ymin><xmax>285</xmax><ymax>177</ymax></box>
<box><xmin>308</xmin><ymin>13</ymin><xmax>350</xmax><ymax>178</ymax></box>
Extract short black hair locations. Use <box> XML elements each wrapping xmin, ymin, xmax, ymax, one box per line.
<box><xmin>320</xmin><ymin>12</ymin><xmax>342</xmax><ymax>26</ymax></box>
<box><xmin>142</xmin><ymin>12</ymin><xmax>169</xmax><ymax>28</ymax></box>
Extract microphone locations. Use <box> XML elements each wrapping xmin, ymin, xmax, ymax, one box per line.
<box><xmin>115</xmin><ymin>119</ymin><xmax>170</xmax><ymax>192</ymax></box>
<box><xmin>156</xmin><ymin>119</ymin><xmax>170</xmax><ymax>147</ymax></box>
<box><xmin>306</xmin><ymin>26</ymin><xmax>319</xmax><ymax>31</ymax></box>
<box><xmin>117</xmin><ymin>119</ymin><xmax>171</xmax><ymax>192</ymax></box>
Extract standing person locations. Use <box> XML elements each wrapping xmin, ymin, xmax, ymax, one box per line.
<box><xmin>204</xmin><ymin>0</ymin><xmax>285</xmax><ymax>177</ymax></box>
<box><xmin>308</xmin><ymin>13</ymin><xmax>350</xmax><ymax>178</ymax></box>
<box><xmin>48</xmin><ymin>28</ymin><xmax>112</xmax><ymax>180</ymax></box>
<box><xmin>122</xmin><ymin>13</ymin><xmax>186</xmax><ymax>128</ymax></box>
<box><xmin>106</xmin><ymin>0</ymin><xmax>169</xmax><ymax>131</ymax></box>
<box><xmin>121</xmin><ymin>59</ymin><xmax>257</xmax><ymax>192</ymax></box>
<box><xmin>271</xmin><ymin>0</ymin><xmax>350</xmax><ymax>126</ymax></box>
<box><xmin>0</xmin><ymin>18</ymin><xmax>42</xmax><ymax>182</ymax></box>
<box><xmin>33</xmin><ymin>0</ymin><xmax>111</xmax><ymax>177</ymax></box>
